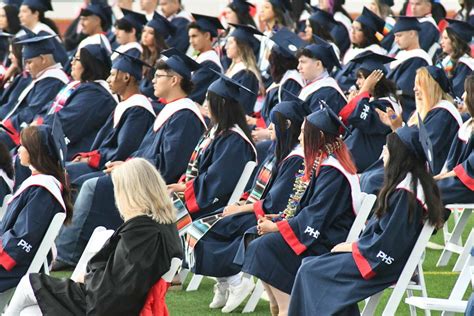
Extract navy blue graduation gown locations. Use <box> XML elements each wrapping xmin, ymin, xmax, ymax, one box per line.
<box><xmin>438</xmin><ymin>119</ymin><xmax>474</xmax><ymax>204</ymax></box>
<box><xmin>331</xmin><ymin>23</ymin><xmax>351</xmax><ymax>57</ymax></box>
<box><xmin>230</xmin><ymin>69</ymin><xmax>259</xmax><ymax>115</ymax></box>
<box><xmin>0</xmin><ymin>176</ymin><xmax>64</xmax><ymax>292</ymax></box>
<box><xmin>451</xmin><ymin>57</ymin><xmax>473</xmax><ymax>99</ymax></box>
<box><xmin>340</xmin><ymin>92</ymin><xmax>394</xmax><ymax>172</ymax></box>
<box><xmin>188</xmin><ymin>59</ymin><xmax>221</xmax><ymax>105</ymax></box>
<box><xmin>41</xmin><ymin>81</ymin><xmax>118</xmax><ymax>160</ymax></box>
<box><xmin>139</xmin><ymin>76</ymin><xmax>156</xmax><ymax>100</ymax></box>
<box><xmin>240</xmin><ymin>157</ymin><xmax>360</xmax><ymax>294</ymax></box>
<box><xmin>387</xmin><ymin>54</ymin><xmax>430</xmax><ymax>121</ymax></box>
<box><xmin>0</xmin><ymin>74</ymin><xmax>67</xmax><ymax>149</ymax></box>
<box><xmin>0</xmin><ymin>74</ymin><xmax>32</xmax><ymax>115</ymax></box>
<box><xmin>418</xmin><ymin>18</ymin><xmax>439</xmax><ymax>53</ymax></box>
<box><xmin>298</xmin><ymin>76</ymin><xmax>347</xmax><ymax>115</ymax></box>
<box><xmin>289</xmin><ymin>176</ymin><xmax>426</xmax><ymax>315</ymax></box>
<box><xmin>166</xmin><ymin>14</ymin><xmax>190</xmax><ymax>53</ymax></box>
<box><xmin>193</xmin><ymin>150</ymin><xmax>304</xmax><ymax>277</ymax></box>
<box><xmin>184</xmin><ymin>128</ymin><xmax>256</xmax><ymax>219</ymax></box>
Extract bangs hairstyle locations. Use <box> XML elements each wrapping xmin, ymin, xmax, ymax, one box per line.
<box><xmin>303</xmin><ymin>119</ymin><xmax>356</xmax><ymax>180</ymax></box>
<box><xmin>111</xmin><ymin>158</ymin><xmax>176</xmax><ymax>224</ymax></box>
<box><xmin>115</xmin><ymin>18</ymin><xmax>140</xmax><ymax>40</ymax></box>
<box><xmin>375</xmin><ymin>133</ymin><xmax>444</xmax><ymax>228</ymax></box>
<box><xmin>155</xmin><ymin>59</ymin><xmax>194</xmax><ymax>94</ymax></box>
<box><xmin>409</xmin><ymin>67</ymin><xmax>454</xmax><ymax>125</ymax></box>
<box><xmin>20</xmin><ymin>126</ymin><xmax>73</xmax><ymax>224</ymax></box>
<box><xmin>464</xmin><ymin>75</ymin><xmax>474</xmax><ymax>117</ymax></box>
<box><xmin>79</xmin><ymin>47</ymin><xmax>111</xmax><ymax>82</ymax></box>
<box><xmin>268</xmin><ymin>49</ymin><xmax>298</xmax><ymax>83</ymax></box>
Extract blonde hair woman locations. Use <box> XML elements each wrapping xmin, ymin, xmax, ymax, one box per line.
<box><xmin>6</xmin><ymin>158</ymin><xmax>183</xmax><ymax>316</ymax></box>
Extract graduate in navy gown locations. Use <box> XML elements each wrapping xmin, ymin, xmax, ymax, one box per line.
<box><xmin>110</xmin><ymin>8</ymin><xmax>146</xmax><ymax>61</ymax></box>
<box><xmin>336</xmin><ymin>7</ymin><xmax>387</xmax><ymax>92</ymax></box>
<box><xmin>235</xmin><ymin>106</ymin><xmax>361</xmax><ymax>315</ymax></box>
<box><xmin>296</xmin><ymin>38</ymin><xmax>347</xmax><ymax>114</ymax></box>
<box><xmin>410</xmin><ymin>0</ymin><xmax>440</xmax><ymax>53</ymax></box>
<box><xmin>0</xmin><ymin>33</ymin><xmax>69</xmax><ymax>150</ymax></box>
<box><xmin>52</xmin><ymin>48</ymin><xmax>207</xmax><ymax>270</ymax></box>
<box><xmin>187</xmin><ymin>14</ymin><xmax>224</xmax><ymax>105</ymax></box>
<box><xmin>288</xmin><ymin>126</ymin><xmax>445</xmax><ymax>316</ymax></box>
<box><xmin>224</xmin><ymin>23</ymin><xmax>262</xmax><ymax>115</ymax></box>
<box><xmin>167</xmin><ymin>72</ymin><xmax>257</xmax><ymax>219</ymax></box>
<box><xmin>66</xmin><ymin>50</ymin><xmax>156</xmax><ymax>184</ymax></box>
<box><xmin>361</xmin><ymin>66</ymin><xmax>463</xmax><ymax>194</ymax></box>
<box><xmin>0</xmin><ymin>122</ymin><xmax>73</xmax><ymax>292</ymax></box>
<box><xmin>37</xmin><ymin>43</ymin><xmax>117</xmax><ymax>159</ymax></box>
<box><xmin>160</xmin><ymin>0</ymin><xmax>192</xmax><ymax>53</ymax></box>
<box><xmin>192</xmin><ymin>99</ymin><xmax>305</xmax><ymax>313</ymax></box>
<box><xmin>139</xmin><ymin>12</ymin><xmax>175</xmax><ymax>100</ymax></box>
<box><xmin>386</xmin><ymin>16</ymin><xmax>432</xmax><ymax>122</ymax></box>
<box><xmin>437</xmin><ymin>19</ymin><xmax>474</xmax><ymax>99</ymax></box>
<box><xmin>339</xmin><ymin>52</ymin><xmax>398</xmax><ymax>172</ymax></box>
<box><xmin>437</xmin><ymin>75</ymin><xmax>474</xmax><ymax>204</ymax></box>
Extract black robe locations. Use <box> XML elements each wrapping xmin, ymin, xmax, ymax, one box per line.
<box><xmin>29</xmin><ymin>215</ymin><xmax>183</xmax><ymax>316</ymax></box>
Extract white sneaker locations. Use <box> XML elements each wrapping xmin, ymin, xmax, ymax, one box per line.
<box><xmin>209</xmin><ymin>283</ymin><xmax>229</xmax><ymax>309</ymax></box>
<box><xmin>221</xmin><ymin>278</ymin><xmax>255</xmax><ymax>313</ymax></box>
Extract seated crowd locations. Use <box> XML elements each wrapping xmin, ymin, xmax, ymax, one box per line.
<box><xmin>0</xmin><ymin>0</ymin><xmax>471</xmax><ymax>315</ymax></box>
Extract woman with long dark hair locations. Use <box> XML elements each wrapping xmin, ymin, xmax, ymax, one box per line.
<box><xmin>436</xmin><ymin>75</ymin><xmax>474</xmax><ymax>204</ymax></box>
<box><xmin>0</xmin><ymin>5</ymin><xmax>20</xmax><ymax>66</ymax></box>
<box><xmin>235</xmin><ymin>107</ymin><xmax>361</xmax><ymax>315</ymax></box>
<box><xmin>437</xmin><ymin>19</ymin><xmax>474</xmax><ymax>98</ymax></box>
<box><xmin>223</xmin><ymin>0</ymin><xmax>256</xmax><ymax>27</ymax></box>
<box><xmin>139</xmin><ymin>12</ymin><xmax>174</xmax><ymax>100</ymax></box>
<box><xmin>167</xmin><ymin>73</ymin><xmax>257</xmax><ymax>219</ymax></box>
<box><xmin>339</xmin><ymin>52</ymin><xmax>399</xmax><ymax>172</ymax></box>
<box><xmin>289</xmin><ymin>126</ymin><xmax>444</xmax><ymax>315</ymax></box>
<box><xmin>191</xmin><ymin>100</ymin><xmax>305</xmax><ymax>314</ymax></box>
<box><xmin>0</xmin><ymin>124</ymin><xmax>72</xmax><ymax>292</ymax></box>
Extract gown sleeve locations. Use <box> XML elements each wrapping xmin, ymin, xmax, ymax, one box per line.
<box><xmin>453</xmin><ymin>152</ymin><xmax>474</xmax><ymax>191</ymax></box>
<box><xmin>452</xmin><ymin>62</ymin><xmax>472</xmax><ymax>98</ymax></box>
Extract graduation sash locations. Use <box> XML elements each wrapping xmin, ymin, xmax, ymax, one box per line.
<box><xmin>395</xmin><ymin>173</ymin><xmax>427</xmax><ymax>211</ymax></box>
<box><xmin>389</xmin><ymin>49</ymin><xmax>432</xmax><ymax>70</ymax></box>
<box><xmin>113</xmin><ymin>94</ymin><xmax>156</xmax><ymax>128</ymax></box>
<box><xmin>278</xmin><ymin>70</ymin><xmax>304</xmax><ymax>103</ymax></box>
<box><xmin>342</xmin><ymin>44</ymin><xmax>386</xmax><ymax>65</ymax></box>
<box><xmin>458</xmin><ymin>118</ymin><xmax>473</xmax><ymax>143</ymax></box>
<box><xmin>3</xmin><ymin>66</ymin><xmax>69</xmax><ymax>121</ymax></box>
<box><xmin>245</xmin><ymin>155</ymin><xmax>277</xmax><ymax>205</ymax></box>
<box><xmin>48</xmin><ymin>80</ymin><xmax>81</xmax><ymax>114</ymax></box>
<box><xmin>437</xmin><ymin>55</ymin><xmax>455</xmax><ymax>73</ymax></box>
<box><xmin>8</xmin><ymin>174</ymin><xmax>66</xmax><ymax>211</ymax></box>
<box><xmin>77</xmin><ymin>33</ymin><xmax>112</xmax><ymax>52</ymax></box>
<box><xmin>111</xmin><ymin>42</ymin><xmax>143</xmax><ymax>61</ymax></box>
<box><xmin>298</xmin><ymin>76</ymin><xmax>347</xmax><ymax>102</ymax></box>
<box><xmin>185</xmin><ymin>126</ymin><xmax>218</xmax><ymax>182</ymax></box>
<box><xmin>432</xmin><ymin>100</ymin><xmax>463</xmax><ymax>128</ymax></box>
<box><xmin>153</xmin><ymin>98</ymin><xmax>206</xmax><ymax>132</ymax></box>
<box><xmin>195</xmin><ymin>50</ymin><xmax>223</xmax><ymax>71</ymax></box>
<box><xmin>458</xmin><ymin>55</ymin><xmax>474</xmax><ymax>71</ymax></box>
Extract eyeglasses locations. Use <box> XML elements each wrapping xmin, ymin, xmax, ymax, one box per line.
<box><xmin>154</xmin><ymin>74</ymin><xmax>174</xmax><ymax>79</ymax></box>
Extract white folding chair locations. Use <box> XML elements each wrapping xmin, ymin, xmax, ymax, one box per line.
<box><xmin>185</xmin><ymin>161</ymin><xmax>257</xmax><ymax>292</ymax></box>
<box><xmin>405</xmin><ymin>247</ymin><xmax>474</xmax><ymax>315</ymax></box>
<box><xmin>0</xmin><ymin>212</ymin><xmax>66</xmax><ymax>312</ymax></box>
<box><xmin>0</xmin><ymin>194</ymin><xmax>12</xmax><ymax>221</ymax></box>
<box><xmin>242</xmin><ymin>193</ymin><xmax>377</xmax><ymax>313</ymax></box>
<box><xmin>438</xmin><ymin>204</ymin><xmax>474</xmax><ymax>270</ymax></box>
<box><xmin>70</xmin><ymin>226</ymin><xmax>114</xmax><ymax>282</ymax></box>
<box><xmin>361</xmin><ymin>221</ymin><xmax>435</xmax><ymax>316</ymax></box>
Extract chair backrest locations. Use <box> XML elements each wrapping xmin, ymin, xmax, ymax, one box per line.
<box><xmin>0</xmin><ymin>194</ymin><xmax>12</xmax><ymax>221</ymax></box>
<box><xmin>346</xmin><ymin>193</ymin><xmax>377</xmax><ymax>243</ymax></box>
<box><xmin>26</xmin><ymin>212</ymin><xmax>66</xmax><ymax>274</ymax></box>
<box><xmin>70</xmin><ymin>226</ymin><xmax>114</xmax><ymax>282</ymax></box>
<box><xmin>227</xmin><ymin>161</ymin><xmax>257</xmax><ymax>205</ymax></box>
<box><xmin>161</xmin><ymin>257</ymin><xmax>183</xmax><ymax>282</ymax></box>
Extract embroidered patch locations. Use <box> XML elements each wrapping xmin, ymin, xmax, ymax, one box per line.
<box><xmin>376</xmin><ymin>250</ymin><xmax>394</xmax><ymax>265</ymax></box>
<box><xmin>304</xmin><ymin>226</ymin><xmax>320</xmax><ymax>239</ymax></box>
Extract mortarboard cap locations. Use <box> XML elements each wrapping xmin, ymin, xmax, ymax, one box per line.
<box><xmin>191</xmin><ymin>13</ymin><xmax>224</xmax><ymax>38</ymax></box>
<box><xmin>120</xmin><ymin>8</ymin><xmax>147</xmax><ymax>32</ymax></box>
<box><xmin>16</xmin><ymin>33</ymin><xmax>56</xmax><ymax>60</ymax></box>
<box><xmin>82</xmin><ymin>40</ymin><xmax>111</xmax><ymax>69</ymax></box>
<box><xmin>351</xmin><ymin>51</ymin><xmax>395</xmax><ymax>74</ymax></box>
<box><xmin>308</xmin><ymin>7</ymin><xmax>336</xmax><ymax>28</ymax></box>
<box><xmin>379</xmin><ymin>0</ymin><xmax>394</xmax><ymax>6</ymax></box>
<box><xmin>21</xmin><ymin>0</ymin><xmax>52</xmax><ymax>12</ymax></box>
<box><xmin>418</xmin><ymin>113</ymin><xmax>434</xmax><ymax>171</ymax></box>
<box><xmin>37</xmin><ymin>115</ymin><xmax>67</xmax><ymax>168</ymax></box>
<box><xmin>208</xmin><ymin>68</ymin><xmax>255</xmax><ymax>106</ymax></box>
<box><xmin>269</xmin><ymin>0</ymin><xmax>292</xmax><ymax>12</ymax></box>
<box><xmin>161</xmin><ymin>48</ymin><xmax>201</xmax><ymax>80</ymax></box>
<box><xmin>446</xmin><ymin>18</ymin><xmax>474</xmax><ymax>44</ymax></box>
<box><xmin>426</xmin><ymin>65</ymin><xmax>451</xmax><ymax>94</ymax></box>
<box><xmin>306</xmin><ymin>100</ymin><xmax>351</xmax><ymax>136</ymax></box>
<box><xmin>112</xmin><ymin>50</ymin><xmax>151</xmax><ymax>80</ymax></box>
<box><xmin>146</xmin><ymin>12</ymin><xmax>176</xmax><ymax>38</ymax></box>
<box><xmin>80</xmin><ymin>1</ymin><xmax>113</xmax><ymax>30</ymax></box>
<box><xmin>270</xmin><ymin>27</ymin><xmax>306</xmax><ymax>58</ymax></box>
<box><xmin>395</xmin><ymin>125</ymin><xmax>426</xmax><ymax>162</ymax></box>
<box><xmin>305</xmin><ymin>36</ymin><xmax>341</xmax><ymax>70</ymax></box>
<box><xmin>356</xmin><ymin>7</ymin><xmax>385</xmax><ymax>34</ymax></box>
<box><xmin>229</xmin><ymin>0</ymin><xmax>255</xmax><ymax>14</ymax></box>
<box><xmin>270</xmin><ymin>100</ymin><xmax>308</xmax><ymax>127</ymax></box>
<box><xmin>229</xmin><ymin>23</ymin><xmax>263</xmax><ymax>48</ymax></box>
<box><xmin>392</xmin><ymin>16</ymin><xmax>421</xmax><ymax>33</ymax></box>
<box><xmin>4</xmin><ymin>0</ymin><xmax>23</xmax><ymax>8</ymax></box>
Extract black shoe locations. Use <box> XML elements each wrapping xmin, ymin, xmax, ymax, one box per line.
<box><xmin>51</xmin><ymin>260</ymin><xmax>75</xmax><ymax>272</ymax></box>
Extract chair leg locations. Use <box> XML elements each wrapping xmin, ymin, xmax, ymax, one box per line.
<box><xmin>453</xmin><ymin>229</ymin><xmax>474</xmax><ymax>272</ymax></box>
<box><xmin>361</xmin><ymin>291</ymin><xmax>383</xmax><ymax>316</ymax></box>
<box><xmin>437</xmin><ymin>209</ymin><xmax>472</xmax><ymax>267</ymax></box>
<box><xmin>242</xmin><ymin>279</ymin><xmax>264</xmax><ymax>313</ymax></box>
<box><xmin>186</xmin><ymin>274</ymin><xmax>204</xmax><ymax>292</ymax></box>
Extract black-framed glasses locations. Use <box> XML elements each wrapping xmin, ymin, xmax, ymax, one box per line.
<box><xmin>154</xmin><ymin>74</ymin><xmax>174</xmax><ymax>79</ymax></box>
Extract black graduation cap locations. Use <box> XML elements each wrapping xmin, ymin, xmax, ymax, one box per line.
<box><xmin>269</xmin><ymin>0</ymin><xmax>292</xmax><ymax>12</ymax></box>
<box><xmin>21</xmin><ymin>0</ymin><xmax>52</xmax><ymax>12</ymax></box>
<box><xmin>306</xmin><ymin>102</ymin><xmax>349</xmax><ymax>136</ymax></box>
<box><xmin>392</xmin><ymin>16</ymin><xmax>421</xmax><ymax>33</ymax></box>
<box><xmin>426</xmin><ymin>65</ymin><xmax>451</xmax><ymax>94</ymax></box>
<box><xmin>120</xmin><ymin>8</ymin><xmax>147</xmax><ymax>32</ymax></box>
<box><xmin>228</xmin><ymin>23</ymin><xmax>263</xmax><ymax>48</ymax></box>
<box><xmin>379</xmin><ymin>0</ymin><xmax>394</xmax><ymax>6</ymax></box>
<box><xmin>147</xmin><ymin>12</ymin><xmax>176</xmax><ymax>38</ymax></box>
<box><xmin>16</xmin><ymin>33</ymin><xmax>56</xmax><ymax>60</ymax></box>
<box><xmin>80</xmin><ymin>1</ymin><xmax>113</xmax><ymax>29</ymax></box>
<box><xmin>356</xmin><ymin>7</ymin><xmax>385</xmax><ymax>34</ymax></box>
<box><xmin>305</xmin><ymin>36</ymin><xmax>341</xmax><ymax>70</ymax></box>
<box><xmin>270</xmin><ymin>100</ymin><xmax>308</xmax><ymax>127</ymax></box>
<box><xmin>308</xmin><ymin>7</ymin><xmax>337</xmax><ymax>28</ymax></box>
<box><xmin>112</xmin><ymin>50</ymin><xmax>151</xmax><ymax>80</ymax></box>
<box><xmin>270</xmin><ymin>27</ymin><xmax>306</xmax><ymax>58</ymax></box>
<box><xmin>208</xmin><ymin>68</ymin><xmax>255</xmax><ymax>106</ymax></box>
<box><xmin>446</xmin><ymin>18</ymin><xmax>474</xmax><ymax>44</ymax></box>
<box><xmin>417</xmin><ymin>113</ymin><xmax>434</xmax><ymax>171</ymax></box>
<box><xmin>4</xmin><ymin>0</ymin><xmax>23</xmax><ymax>8</ymax></box>
<box><xmin>229</xmin><ymin>0</ymin><xmax>255</xmax><ymax>14</ymax></box>
<box><xmin>37</xmin><ymin>115</ymin><xmax>67</xmax><ymax>168</ymax></box>
<box><xmin>82</xmin><ymin>39</ymin><xmax>111</xmax><ymax>68</ymax></box>
<box><xmin>161</xmin><ymin>48</ymin><xmax>201</xmax><ymax>80</ymax></box>
<box><xmin>351</xmin><ymin>51</ymin><xmax>395</xmax><ymax>74</ymax></box>
<box><xmin>191</xmin><ymin>13</ymin><xmax>224</xmax><ymax>38</ymax></box>
<box><xmin>395</xmin><ymin>125</ymin><xmax>427</xmax><ymax>162</ymax></box>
